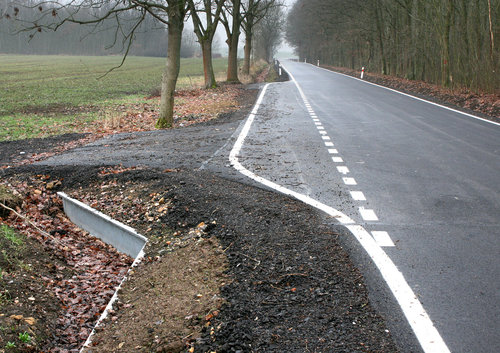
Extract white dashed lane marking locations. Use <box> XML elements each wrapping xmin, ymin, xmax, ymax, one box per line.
<box><xmin>372</xmin><ymin>231</ymin><xmax>395</xmax><ymax>247</ymax></box>
<box><xmin>350</xmin><ymin>191</ymin><xmax>366</xmax><ymax>201</ymax></box>
<box><xmin>281</xmin><ymin>63</ymin><xmax>451</xmax><ymax>353</ymax></box>
<box><xmin>343</xmin><ymin>177</ymin><xmax>357</xmax><ymax>185</ymax></box>
<box><xmin>359</xmin><ymin>207</ymin><xmax>379</xmax><ymax>221</ymax></box>
<box><xmin>337</xmin><ymin>166</ymin><xmax>349</xmax><ymax>174</ymax></box>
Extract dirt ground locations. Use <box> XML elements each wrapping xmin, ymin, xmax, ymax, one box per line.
<box><xmin>1</xmin><ymin>164</ymin><xmax>398</xmax><ymax>353</ymax></box>
<box><xmin>2</xmin><ymin>67</ymin><xmax>496</xmax><ymax>352</ymax></box>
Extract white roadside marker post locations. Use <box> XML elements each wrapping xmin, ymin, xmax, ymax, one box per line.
<box><xmin>361</xmin><ymin>66</ymin><xmax>365</xmax><ymax>79</ymax></box>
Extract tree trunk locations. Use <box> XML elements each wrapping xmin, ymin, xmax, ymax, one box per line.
<box><xmin>243</xmin><ymin>32</ymin><xmax>252</xmax><ymax>75</ymax></box>
<box><xmin>202</xmin><ymin>39</ymin><xmax>216</xmax><ymax>88</ymax></box>
<box><xmin>374</xmin><ymin>1</ymin><xmax>387</xmax><ymax>74</ymax></box>
<box><xmin>441</xmin><ymin>0</ymin><xmax>453</xmax><ymax>87</ymax></box>
<box><xmin>487</xmin><ymin>0</ymin><xmax>495</xmax><ymax>66</ymax></box>
<box><xmin>227</xmin><ymin>0</ymin><xmax>241</xmax><ymax>82</ymax></box>
<box><xmin>157</xmin><ymin>13</ymin><xmax>184</xmax><ymax>129</ymax></box>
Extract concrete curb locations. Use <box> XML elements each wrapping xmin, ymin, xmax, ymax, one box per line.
<box><xmin>58</xmin><ymin>192</ymin><xmax>147</xmax><ymax>258</ymax></box>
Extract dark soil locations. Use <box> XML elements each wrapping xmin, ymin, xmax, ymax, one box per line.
<box><xmin>2</xmin><ymin>165</ymin><xmax>398</xmax><ymax>353</ymax></box>
<box><xmin>0</xmin><ymin>133</ymin><xmax>89</xmax><ymax>168</ymax></box>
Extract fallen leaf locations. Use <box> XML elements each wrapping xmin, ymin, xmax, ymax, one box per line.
<box><xmin>24</xmin><ymin>317</ymin><xmax>36</xmax><ymax>325</ymax></box>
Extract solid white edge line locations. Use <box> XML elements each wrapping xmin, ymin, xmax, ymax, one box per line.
<box><xmin>308</xmin><ymin>63</ymin><xmax>500</xmax><ymax>127</ymax></box>
<box><xmin>266</xmin><ymin>63</ymin><xmax>451</xmax><ymax>353</ymax></box>
<box><xmin>347</xmin><ymin>225</ymin><xmax>448</xmax><ymax>353</ymax></box>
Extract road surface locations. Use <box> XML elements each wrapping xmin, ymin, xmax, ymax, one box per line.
<box><xmin>235</xmin><ymin>60</ymin><xmax>500</xmax><ymax>353</ymax></box>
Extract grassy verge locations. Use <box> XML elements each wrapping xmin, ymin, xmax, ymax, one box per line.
<box><xmin>0</xmin><ymin>55</ymin><xmax>227</xmax><ymax>141</ymax></box>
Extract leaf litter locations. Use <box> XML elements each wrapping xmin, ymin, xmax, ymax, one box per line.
<box><xmin>0</xmin><ymin>175</ymin><xmax>132</xmax><ymax>352</ymax></box>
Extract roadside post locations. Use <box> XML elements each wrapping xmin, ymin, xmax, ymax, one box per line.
<box><xmin>361</xmin><ymin>66</ymin><xmax>365</xmax><ymax>79</ymax></box>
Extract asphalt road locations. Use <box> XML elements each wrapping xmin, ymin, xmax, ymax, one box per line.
<box><xmin>236</xmin><ymin>61</ymin><xmax>500</xmax><ymax>353</ymax></box>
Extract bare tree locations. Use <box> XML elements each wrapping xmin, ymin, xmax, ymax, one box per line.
<box><xmin>220</xmin><ymin>0</ymin><xmax>241</xmax><ymax>82</ymax></box>
<box><xmin>6</xmin><ymin>0</ymin><xmax>189</xmax><ymax>128</ymax></box>
<box><xmin>253</xmin><ymin>0</ymin><xmax>284</xmax><ymax>63</ymax></box>
<box><xmin>1</xmin><ymin>0</ymin><xmax>169</xmax><ymax>56</ymax></box>
<box><xmin>188</xmin><ymin>0</ymin><xmax>225</xmax><ymax>88</ymax></box>
<box><xmin>240</xmin><ymin>0</ymin><xmax>279</xmax><ymax>75</ymax></box>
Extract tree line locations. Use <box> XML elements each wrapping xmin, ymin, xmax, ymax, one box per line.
<box><xmin>0</xmin><ymin>0</ymin><xmax>208</xmax><ymax>57</ymax></box>
<box><xmin>0</xmin><ymin>0</ymin><xmax>285</xmax><ymax>127</ymax></box>
<box><xmin>286</xmin><ymin>0</ymin><xmax>498</xmax><ymax>93</ymax></box>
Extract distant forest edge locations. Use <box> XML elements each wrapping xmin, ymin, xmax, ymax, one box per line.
<box><xmin>0</xmin><ymin>0</ymin><xmax>210</xmax><ymax>58</ymax></box>
<box><xmin>286</xmin><ymin>0</ymin><xmax>499</xmax><ymax>93</ymax></box>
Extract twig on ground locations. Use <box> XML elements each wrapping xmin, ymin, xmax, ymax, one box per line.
<box><xmin>0</xmin><ymin>201</ymin><xmax>62</xmax><ymax>245</ymax></box>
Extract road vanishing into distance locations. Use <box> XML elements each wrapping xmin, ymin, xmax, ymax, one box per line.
<box><xmin>235</xmin><ymin>60</ymin><xmax>500</xmax><ymax>353</ymax></box>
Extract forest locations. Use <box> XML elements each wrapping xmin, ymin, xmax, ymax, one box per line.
<box><xmin>286</xmin><ymin>0</ymin><xmax>499</xmax><ymax>93</ymax></box>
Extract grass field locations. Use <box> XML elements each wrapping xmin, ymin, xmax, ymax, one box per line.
<box><xmin>0</xmin><ymin>55</ymin><xmax>228</xmax><ymax>141</ymax></box>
